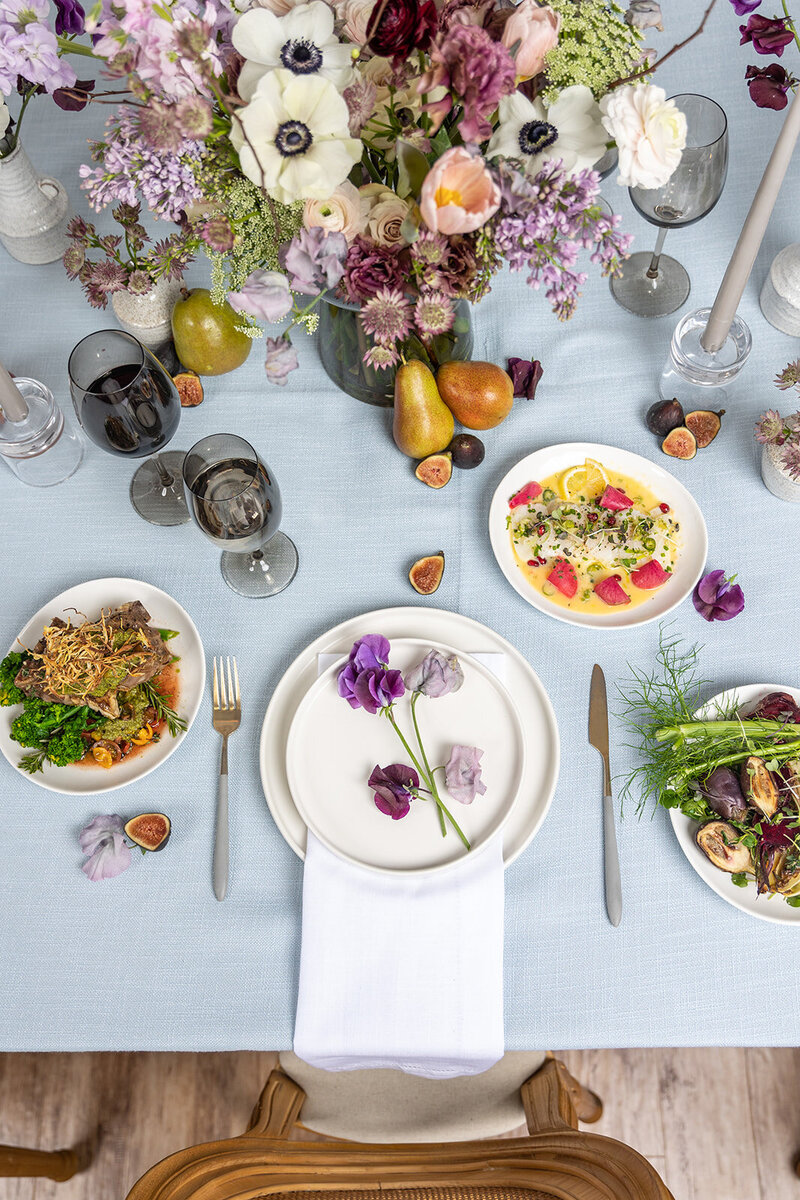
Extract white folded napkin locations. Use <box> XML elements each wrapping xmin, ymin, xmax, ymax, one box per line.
<box><xmin>292</xmin><ymin>652</ymin><xmax>506</xmax><ymax>1079</ymax></box>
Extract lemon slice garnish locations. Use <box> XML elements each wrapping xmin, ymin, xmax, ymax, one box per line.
<box><xmin>559</xmin><ymin>458</ymin><xmax>609</xmax><ymax>502</ymax></box>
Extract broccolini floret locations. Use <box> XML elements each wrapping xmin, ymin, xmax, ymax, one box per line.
<box><xmin>10</xmin><ymin>697</ymin><xmax>79</xmax><ymax>748</ymax></box>
<box><xmin>45</xmin><ymin>725</ymin><xmax>89</xmax><ymax>767</ymax></box>
<box><xmin>0</xmin><ymin>652</ymin><xmax>28</xmax><ymax>707</ymax></box>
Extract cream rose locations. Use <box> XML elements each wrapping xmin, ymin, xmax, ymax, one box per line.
<box><xmin>304</xmin><ymin>180</ymin><xmax>366</xmax><ymax>243</ymax></box>
<box><xmin>248</xmin><ymin>0</ymin><xmax>309</xmax><ymax>16</ymax></box>
<box><xmin>334</xmin><ymin>0</ymin><xmax>374</xmax><ymax>43</ymax></box>
<box><xmin>363</xmin><ymin>187</ymin><xmax>410</xmax><ymax>245</ymax></box>
<box><xmin>600</xmin><ymin>84</ymin><xmax>687</xmax><ymax>190</ymax></box>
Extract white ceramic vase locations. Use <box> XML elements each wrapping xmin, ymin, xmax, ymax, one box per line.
<box><xmin>761</xmin><ymin>441</ymin><xmax>800</xmax><ymax>503</ymax></box>
<box><xmin>0</xmin><ymin>142</ymin><xmax>70</xmax><ymax>265</ymax></box>
<box><xmin>111</xmin><ymin>277</ymin><xmax>184</xmax><ymax>349</ymax></box>
<box><xmin>760</xmin><ymin>243</ymin><xmax>800</xmax><ymax>337</ymax></box>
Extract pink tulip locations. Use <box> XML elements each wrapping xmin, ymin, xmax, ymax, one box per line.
<box><xmin>501</xmin><ymin>0</ymin><xmax>560</xmax><ymax>81</ymax></box>
<box><xmin>419</xmin><ymin>148</ymin><xmax>500</xmax><ymax>235</ymax></box>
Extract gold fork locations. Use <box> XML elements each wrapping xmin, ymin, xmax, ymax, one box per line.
<box><xmin>212</xmin><ymin>656</ymin><xmax>241</xmax><ymax>901</ymax></box>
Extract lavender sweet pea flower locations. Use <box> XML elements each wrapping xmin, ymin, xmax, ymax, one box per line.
<box><xmin>444</xmin><ymin>745</ymin><xmax>487</xmax><ymax>805</ymax></box>
<box><xmin>228</xmin><ymin>269</ymin><xmax>293</xmax><ymax>322</ymax></box>
<box><xmin>369</xmin><ymin>762</ymin><xmax>419</xmax><ymax>819</ymax></box>
<box><xmin>507</xmin><ymin>357</ymin><xmax>543</xmax><ymax>401</ymax></box>
<box><xmin>281</xmin><ymin>227</ymin><xmax>348</xmax><ymax>296</ymax></box>
<box><xmin>692</xmin><ymin>570</ymin><xmax>745</xmax><ymax>622</ymax></box>
<box><xmin>79</xmin><ymin>814</ymin><xmax>132</xmax><ymax>881</ymax></box>
<box><xmin>729</xmin><ymin>0</ymin><xmax>761</xmax><ymax>13</ymax></box>
<box><xmin>739</xmin><ymin>14</ymin><xmax>795</xmax><ymax>55</ymax></box>
<box><xmin>53</xmin><ymin>0</ymin><xmax>85</xmax><ymax>35</ymax></box>
<box><xmin>405</xmin><ymin>649</ymin><xmax>464</xmax><ymax>698</ymax></box>
<box><xmin>264</xmin><ymin>336</ymin><xmax>298</xmax><ymax>386</ymax></box>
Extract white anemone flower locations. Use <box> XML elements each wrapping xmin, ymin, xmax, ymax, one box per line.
<box><xmin>231</xmin><ymin>69</ymin><xmax>362</xmax><ymax>204</ymax></box>
<box><xmin>486</xmin><ymin>85</ymin><xmax>608</xmax><ymax>178</ymax></box>
<box><xmin>232</xmin><ymin>1</ymin><xmax>353</xmax><ymax>101</ymax></box>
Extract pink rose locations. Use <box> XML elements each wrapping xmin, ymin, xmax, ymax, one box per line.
<box><xmin>419</xmin><ymin>147</ymin><xmax>500</xmax><ymax>235</ymax></box>
<box><xmin>501</xmin><ymin>0</ymin><xmax>560</xmax><ymax>81</ymax></box>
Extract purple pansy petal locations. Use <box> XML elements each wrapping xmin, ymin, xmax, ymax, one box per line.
<box><xmin>746</xmin><ymin>62</ymin><xmax>794</xmax><ymax>109</ymax></box>
<box><xmin>695</xmin><ymin>568</ymin><xmax>726</xmax><ymax>606</ymax></box>
<box><xmin>507</xmin><ymin>357</ymin><xmax>543</xmax><ymax>401</ymax></box>
<box><xmin>692</xmin><ymin>570</ymin><xmax>745</xmax><ymax>623</ymax></box>
<box><xmin>369</xmin><ymin>762</ymin><xmax>419</xmax><ymax>819</ymax></box>
<box><xmin>405</xmin><ymin>649</ymin><xmax>464</xmax><ymax>698</ymax></box>
<box><xmin>444</xmin><ymin>744</ymin><xmax>487</xmax><ymax>805</ymax></box>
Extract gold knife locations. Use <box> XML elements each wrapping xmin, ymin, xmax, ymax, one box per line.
<box><xmin>588</xmin><ymin>664</ymin><xmax>622</xmax><ymax>926</ymax></box>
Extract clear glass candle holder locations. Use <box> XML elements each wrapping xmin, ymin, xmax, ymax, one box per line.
<box><xmin>0</xmin><ymin>377</ymin><xmax>83</xmax><ymax>486</ymax></box>
<box><xmin>659</xmin><ymin>307</ymin><xmax>752</xmax><ymax>408</ymax></box>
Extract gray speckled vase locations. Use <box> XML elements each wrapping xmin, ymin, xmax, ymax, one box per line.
<box><xmin>0</xmin><ymin>142</ymin><xmax>70</xmax><ymax>264</ymax></box>
<box><xmin>111</xmin><ymin>277</ymin><xmax>184</xmax><ymax>349</ymax></box>
<box><xmin>761</xmin><ymin>442</ymin><xmax>800</xmax><ymax>503</ymax></box>
<box><xmin>760</xmin><ymin>243</ymin><xmax>800</xmax><ymax>337</ymax></box>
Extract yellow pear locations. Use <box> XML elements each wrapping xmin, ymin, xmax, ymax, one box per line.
<box><xmin>393</xmin><ymin>360</ymin><xmax>454</xmax><ymax>459</ymax></box>
<box><xmin>171</xmin><ymin>288</ymin><xmax>252</xmax><ymax>376</ymax></box>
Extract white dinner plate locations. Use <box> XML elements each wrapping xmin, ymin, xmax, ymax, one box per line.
<box><xmin>260</xmin><ymin>607</ymin><xmax>559</xmax><ymax>868</ymax></box>
<box><xmin>669</xmin><ymin>684</ymin><xmax>800</xmax><ymax>925</ymax></box>
<box><xmin>0</xmin><ymin>577</ymin><xmax>205</xmax><ymax>794</ymax></box>
<box><xmin>285</xmin><ymin>638</ymin><xmax>525</xmax><ymax>874</ymax></box>
<box><xmin>488</xmin><ymin>442</ymin><xmax>708</xmax><ymax>629</ymax></box>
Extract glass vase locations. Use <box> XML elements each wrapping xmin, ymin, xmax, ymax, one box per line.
<box><xmin>318</xmin><ymin>295</ymin><xmax>473</xmax><ymax>407</ymax></box>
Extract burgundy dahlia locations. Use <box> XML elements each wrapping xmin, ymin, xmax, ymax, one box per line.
<box><xmin>343</xmin><ymin>236</ymin><xmax>406</xmax><ymax>303</ymax></box>
<box><xmin>365</xmin><ymin>0</ymin><xmax>438</xmax><ymax>65</ymax></box>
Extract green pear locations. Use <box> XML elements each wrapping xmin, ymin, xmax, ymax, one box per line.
<box><xmin>393</xmin><ymin>360</ymin><xmax>455</xmax><ymax>459</ymax></box>
<box><xmin>171</xmin><ymin>288</ymin><xmax>252</xmax><ymax>376</ymax></box>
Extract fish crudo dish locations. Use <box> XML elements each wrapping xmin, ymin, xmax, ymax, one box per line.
<box><xmin>0</xmin><ymin>601</ymin><xmax>186</xmax><ymax>774</ymax></box>
<box><xmin>507</xmin><ymin>458</ymin><xmax>681</xmax><ymax>612</ymax></box>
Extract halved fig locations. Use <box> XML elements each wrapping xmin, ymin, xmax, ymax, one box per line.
<box><xmin>685</xmin><ymin>409</ymin><xmax>724</xmax><ymax>448</ymax></box>
<box><xmin>124</xmin><ymin>813</ymin><xmax>171</xmax><ymax>851</ymax></box>
<box><xmin>740</xmin><ymin>756</ymin><xmax>781</xmax><ymax>818</ymax></box>
<box><xmin>696</xmin><ymin>820</ymin><xmax>753</xmax><ymax>875</ymax></box>
<box><xmin>662</xmin><ymin>426</ymin><xmax>697</xmax><ymax>460</ymax></box>
<box><xmin>174</xmin><ymin>371</ymin><xmax>204</xmax><ymax>407</ymax></box>
<box><xmin>409</xmin><ymin>552</ymin><xmax>445</xmax><ymax>595</ymax></box>
<box><xmin>415</xmin><ymin>452</ymin><xmax>452</xmax><ymax>489</ymax></box>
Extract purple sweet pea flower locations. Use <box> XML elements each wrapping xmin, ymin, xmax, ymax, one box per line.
<box><xmin>405</xmin><ymin>649</ymin><xmax>464</xmax><ymax>697</ymax></box>
<box><xmin>739</xmin><ymin>14</ymin><xmax>795</xmax><ymax>55</ymax></box>
<box><xmin>507</xmin><ymin>357</ymin><xmax>543</xmax><ymax>401</ymax></box>
<box><xmin>54</xmin><ymin>0</ymin><xmax>85</xmax><ymax>35</ymax></box>
<box><xmin>353</xmin><ymin>667</ymin><xmax>406</xmax><ymax>714</ymax></box>
<box><xmin>368</xmin><ymin>762</ymin><xmax>419</xmax><ymax>819</ymax></box>
<box><xmin>444</xmin><ymin>745</ymin><xmax>487</xmax><ymax>805</ymax></box>
<box><xmin>264</xmin><ymin>336</ymin><xmax>298</xmax><ymax>386</ymax></box>
<box><xmin>338</xmin><ymin>635</ymin><xmax>404</xmax><ymax>713</ymax></box>
<box><xmin>746</xmin><ymin>62</ymin><xmax>795</xmax><ymax>109</ymax></box>
<box><xmin>280</xmin><ymin>227</ymin><xmax>348</xmax><ymax>296</ymax></box>
<box><xmin>692</xmin><ymin>570</ymin><xmax>745</xmax><ymax>622</ymax></box>
<box><xmin>79</xmin><ymin>814</ymin><xmax>132</xmax><ymax>881</ymax></box>
<box><xmin>228</xmin><ymin>269</ymin><xmax>293</xmax><ymax>322</ymax></box>
<box><xmin>53</xmin><ymin>77</ymin><xmax>94</xmax><ymax>111</ymax></box>
<box><xmin>729</xmin><ymin>0</ymin><xmax>761</xmax><ymax>13</ymax></box>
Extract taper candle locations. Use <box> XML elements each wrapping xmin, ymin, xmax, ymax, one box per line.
<box><xmin>0</xmin><ymin>360</ymin><xmax>29</xmax><ymax>422</ymax></box>
<box><xmin>702</xmin><ymin>87</ymin><xmax>800</xmax><ymax>354</ymax></box>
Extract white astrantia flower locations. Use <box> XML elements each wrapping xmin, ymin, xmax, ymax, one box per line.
<box><xmin>486</xmin><ymin>85</ymin><xmax>608</xmax><ymax>178</ymax></box>
<box><xmin>232</xmin><ymin>1</ymin><xmax>353</xmax><ymax>101</ymax></box>
<box><xmin>231</xmin><ymin>69</ymin><xmax>362</xmax><ymax>204</ymax></box>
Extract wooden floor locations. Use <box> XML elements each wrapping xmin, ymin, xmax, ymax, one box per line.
<box><xmin>0</xmin><ymin>1049</ymin><xmax>798</xmax><ymax>1200</ymax></box>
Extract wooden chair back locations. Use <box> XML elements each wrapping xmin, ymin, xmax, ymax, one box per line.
<box><xmin>125</xmin><ymin>1058</ymin><xmax>674</xmax><ymax>1200</ymax></box>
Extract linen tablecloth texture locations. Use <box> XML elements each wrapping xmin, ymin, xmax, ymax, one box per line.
<box><xmin>293</xmin><ymin>652</ymin><xmax>505</xmax><ymax>1077</ymax></box>
<box><xmin>2</xmin><ymin>0</ymin><xmax>800</xmax><ymax>1053</ymax></box>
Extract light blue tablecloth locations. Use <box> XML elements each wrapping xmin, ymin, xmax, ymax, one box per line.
<box><xmin>2</xmin><ymin>0</ymin><xmax>800</xmax><ymax>1052</ymax></box>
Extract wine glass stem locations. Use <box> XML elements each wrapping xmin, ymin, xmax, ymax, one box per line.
<box><xmin>153</xmin><ymin>453</ymin><xmax>175</xmax><ymax>489</ymax></box>
<box><xmin>646</xmin><ymin>227</ymin><xmax>669</xmax><ymax>280</ymax></box>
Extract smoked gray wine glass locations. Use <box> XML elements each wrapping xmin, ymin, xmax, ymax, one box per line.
<box><xmin>68</xmin><ymin>329</ymin><xmax>189</xmax><ymax>525</ymax></box>
<box><xmin>182</xmin><ymin>433</ymin><xmax>298</xmax><ymax>598</ymax></box>
<box><xmin>610</xmin><ymin>94</ymin><xmax>728</xmax><ymax>318</ymax></box>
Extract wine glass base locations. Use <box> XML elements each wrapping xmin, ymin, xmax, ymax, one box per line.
<box><xmin>130</xmin><ymin>451</ymin><xmax>191</xmax><ymax>526</ymax></box>
<box><xmin>220</xmin><ymin>533</ymin><xmax>299</xmax><ymax>598</ymax></box>
<box><xmin>610</xmin><ymin>252</ymin><xmax>691</xmax><ymax>318</ymax></box>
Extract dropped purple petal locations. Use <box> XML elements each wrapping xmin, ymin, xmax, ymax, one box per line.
<box><xmin>79</xmin><ymin>815</ymin><xmax>132</xmax><ymax>881</ymax></box>
<box><xmin>444</xmin><ymin>744</ymin><xmax>487</xmax><ymax>805</ymax></box>
<box><xmin>79</xmin><ymin>813</ymin><xmax>125</xmax><ymax>857</ymax></box>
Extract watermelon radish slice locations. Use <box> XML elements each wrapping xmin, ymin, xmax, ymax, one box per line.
<box><xmin>629</xmin><ymin>559</ymin><xmax>671</xmax><ymax>590</ymax></box>
<box><xmin>547</xmin><ymin>558</ymin><xmax>578</xmax><ymax>598</ymax></box>
<box><xmin>598</xmin><ymin>485</ymin><xmax>633</xmax><ymax>511</ymax></box>
<box><xmin>594</xmin><ymin>574</ymin><xmax>631</xmax><ymax>606</ymax></box>
<box><xmin>509</xmin><ymin>481</ymin><xmax>543</xmax><ymax>508</ymax></box>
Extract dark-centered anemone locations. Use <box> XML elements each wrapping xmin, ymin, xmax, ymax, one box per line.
<box><xmin>280</xmin><ymin>37</ymin><xmax>323</xmax><ymax>74</ymax></box>
<box><xmin>274</xmin><ymin>119</ymin><xmax>313</xmax><ymax>157</ymax></box>
<box><xmin>518</xmin><ymin>119</ymin><xmax>558</xmax><ymax>157</ymax></box>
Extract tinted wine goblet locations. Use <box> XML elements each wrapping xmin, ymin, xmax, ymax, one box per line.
<box><xmin>610</xmin><ymin>94</ymin><xmax>728</xmax><ymax>318</ymax></box>
<box><xmin>182</xmin><ymin>433</ymin><xmax>298</xmax><ymax>598</ymax></box>
<box><xmin>68</xmin><ymin>329</ymin><xmax>189</xmax><ymax>525</ymax></box>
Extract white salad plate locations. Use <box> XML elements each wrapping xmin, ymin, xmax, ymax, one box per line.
<box><xmin>488</xmin><ymin>442</ymin><xmax>708</xmax><ymax>629</ymax></box>
<box><xmin>260</xmin><ymin>607</ymin><xmax>559</xmax><ymax>869</ymax></box>
<box><xmin>285</xmin><ymin>637</ymin><xmax>526</xmax><ymax>875</ymax></box>
<box><xmin>0</xmin><ymin>577</ymin><xmax>205</xmax><ymax>795</ymax></box>
<box><xmin>669</xmin><ymin>684</ymin><xmax>800</xmax><ymax>925</ymax></box>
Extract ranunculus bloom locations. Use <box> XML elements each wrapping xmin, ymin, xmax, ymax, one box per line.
<box><xmin>368</xmin><ymin>762</ymin><xmax>420</xmax><ymax>819</ymax></box>
<box><xmin>692</xmin><ymin>570</ymin><xmax>745</xmax><ymax>622</ymax></box>
<box><xmin>746</xmin><ymin>63</ymin><xmax>794</xmax><ymax>110</ymax></box>
<box><xmin>405</xmin><ymin>649</ymin><xmax>464</xmax><ymax>697</ymax></box>
<box><xmin>366</xmin><ymin>0</ymin><xmax>438</xmax><ymax>65</ymax></box>
<box><xmin>304</xmin><ymin>181</ymin><xmax>366</xmax><ymax>243</ymax></box>
<box><xmin>229</xmin><ymin>269</ymin><xmax>293</xmax><ymax>321</ymax></box>
<box><xmin>264</xmin><ymin>336</ymin><xmax>299</xmax><ymax>385</ymax></box>
<box><xmin>445</xmin><ymin>745</ymin><xmax>487</xmax><ymax>805</ymax></box>
<box><xmin>343</xmin><ymin>235</ymin><xmax>406</xmax><ymax>302</ymax></box>
<box><xmin>739</xmin><ymin>14</ymin><xmax>794</xmax><ymax>55</ymax></box>
<box><xmin>600</xmin><ymin>84</ymin><xmax>687</xmax><ymax>190</ymax></box>
<box><xmin>507</xmin><ymin>357</ymin><xmax>543</xmax><ymax>400</ymax></box>
<box><xmin>501</xmin><ymin>0</ymin><xmax>560</xmax><ymax>81</ymax></box>
<box><xmin>79</xmin><ymin>814</ymin><xmax>132</xmax><ymax>881</ymax></box>
<box><xmin>420</xmin><ymin>147</ymin><xmax>500</xmax><ymax>235</ymax></box>
<box><xmin>281</xmin><ymin>226</ymin><xmax>348</xmax><ymax>295</ymax></box>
